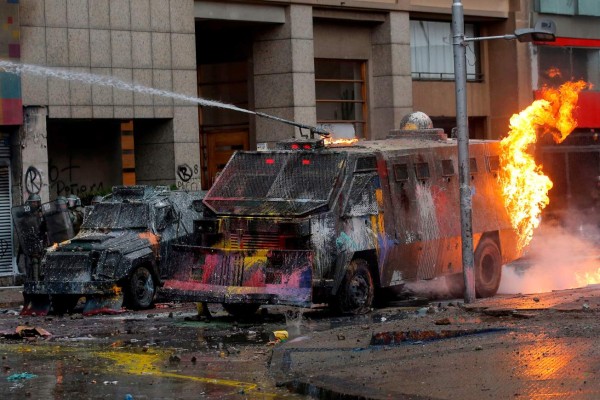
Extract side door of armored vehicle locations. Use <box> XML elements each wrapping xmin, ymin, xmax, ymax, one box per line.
<box><xmin>379</xmin><ymin>150</ymin><xmax>443</xmax><ymax>286</ymax></box>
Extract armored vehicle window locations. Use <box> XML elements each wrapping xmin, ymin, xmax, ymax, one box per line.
<box><xmin>441</xmin><ymin>159</ymin><xmax>455</xmax><ymax>176</ymax></box>
<box><xmin>82</xmin><ymin>203</ymin><xmax>149</xmax><ymax>230</ymax></box>
<box><xmin>344</xmin><ymin>174</ymin><xmax>379</xmax><ymax>216</ymax></box>
<box><xmin>394</xmin><ymin>164</ymin><xmax>409</xmax><ymax>182</ymax></box>
<box><xmin>355</xmin><ymin>156</ymin><xmax>377</xmax><ymax>172</ymax></box>
<box><xmin>487</xmin><ymin>155</ymin><xmax>500</xmax><ymax>172</ymax></box>
<box><xmin>415</xmin><ymin>162</ymin><xmax>430</xmax><ymax>180</ymax></box>
<box><xmin>204</xmin><ymin>152</ymin><xmax>346</xmax><ymax>216</ymax></box>
<box><xmin>470</xmin><ymin>158</ymin><xmax>478</xmax><ymax>174</ymax></box>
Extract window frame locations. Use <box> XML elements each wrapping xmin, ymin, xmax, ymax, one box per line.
<box><xmin>315</xmin><ymin>58</ymin><xmax>369</xmax><ymax>138</ymax></box>
<box><xmin>410</xmin><ymin>20</ymin><xmax>482</xmax><ymax>82</ymax></box>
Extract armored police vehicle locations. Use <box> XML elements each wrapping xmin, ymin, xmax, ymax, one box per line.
<box><xmin>162</xmin><ymin>114</ymin><xmax>522</xmax><ymax>315</ymax></box>
<box><xmin>22</xmin><ymin>186</ymin><xmax>203</xmax><ymax>315</ymax></box>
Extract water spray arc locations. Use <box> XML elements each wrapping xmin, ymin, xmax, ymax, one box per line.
<box><xmin>0</xmin><ymin>60</ymin><xmax>330</xmax><ymax>138</ymax></box>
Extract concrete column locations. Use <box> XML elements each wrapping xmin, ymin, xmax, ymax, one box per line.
<box><xmin>253</xmin><ymin>5</ymin><xmax>316</xmax><ymax>146</ymax></box>
<box><xmin>371</xmin><ymin>12</ymin><xmax>413</xmax><ymax>139</ymax></box>
<box><xmin>133</xmin><ymin>107</ymin><xmax>200</xmax><ymax>190</ymax></box>
<box><xmin>134</xmin><ymin>119</ymin><xmax>176</xmax><ymax>186</ymax></box>
<box><xmin>18</xmin><ymin>106</ymin><xmax>49</xmax><ymax>202</ymax></box>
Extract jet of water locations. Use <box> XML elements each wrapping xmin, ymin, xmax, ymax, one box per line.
<box><xmin>0</xmin><ymin>60</ymin><xmax>329</xmax><ymax>136</ymax></box>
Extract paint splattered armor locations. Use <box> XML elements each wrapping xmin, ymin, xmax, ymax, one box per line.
<box><xmin>163</xmin><ymin>129</ymin><xmax>522</xmax><ymax>315</ymax></box>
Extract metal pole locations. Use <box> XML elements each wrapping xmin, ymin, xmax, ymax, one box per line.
<box><xmin>452</xmin><ymin>0</ymin><xmax>476</xmax><ymax>303</ymax></box>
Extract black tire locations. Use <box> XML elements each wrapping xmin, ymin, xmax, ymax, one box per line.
<box><xmin>334</xmin><ymin>258</ymin><xmax>375</xmax><ymax>315</ymax></box>
<box><xmin>51</xmin><ymin>295</ymin><xmax>81</xmax><ymax>315</ymax></box>
<box><xmin>474</xmin><ymin>238</ymin><xmax>502</xmax><ymax>298</ymax></box>
<box><xmin>126</xmin><ymin>266</ymin><xmax>156</xmax><ymax>310</ymax></box>
<box><xmin>222</xmin><ymin>303</ymin><xmax>260</xmax><ymax>318</ymax></box>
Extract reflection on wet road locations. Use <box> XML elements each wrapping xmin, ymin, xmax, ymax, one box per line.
<box><xmin>0</xmin><ymin>342</ymin><xmax>300</xmax><ymax>399</ymax></box>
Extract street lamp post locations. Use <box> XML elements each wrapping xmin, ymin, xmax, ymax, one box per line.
<box><xmin>451</xmin><ymin>0</ymin><xmax>556</xmax><ymax>303</ymax></box>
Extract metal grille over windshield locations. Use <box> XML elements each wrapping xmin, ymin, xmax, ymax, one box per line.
<box><xmin>204</xmin><ymin>151</ymin><xmax>346</xmax><ymax>216</ymax></box>
<box><xmin>82</xmin><ymin>203</ymin><xmax>150</xmax><ymax>230</ymax></box>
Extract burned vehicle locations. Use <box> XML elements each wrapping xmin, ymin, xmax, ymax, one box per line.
<box><xmin>22</xmin><ymin>186</ymin><xmax>203</xmax><ymax>315</ymax></box>
<box><xmin>162</xmin><ymin>118</ymin><xmax>522</xmax><ymax>315</ymax></box>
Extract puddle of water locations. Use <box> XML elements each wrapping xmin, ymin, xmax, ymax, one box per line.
<box><xmin>0</xmin><ymin>342</ymin><xmax>304</xmax><ymax>399</ymax></box>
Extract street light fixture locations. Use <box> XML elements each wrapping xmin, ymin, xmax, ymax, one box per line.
<box><xmin>451</xmin><ymin>0</ymin><xmax>556</xmax><ymax>303</ymax></box>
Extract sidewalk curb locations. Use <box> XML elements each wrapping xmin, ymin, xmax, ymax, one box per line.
<box><xmin>0</xmin><ymin>286</ymin><xmax>23</xmax><ymax>308</ymax></box>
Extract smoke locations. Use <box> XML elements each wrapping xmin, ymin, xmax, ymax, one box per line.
<box><xmin>498</xmin><ymin>212</ymin><xmax>600</xmax><ymax>294</ymax></box>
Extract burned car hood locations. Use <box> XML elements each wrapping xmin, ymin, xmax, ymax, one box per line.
<box><xmin>57</xmin><ymin>230</ymin><xmax>155</xmax><ymax>252</ymax></box>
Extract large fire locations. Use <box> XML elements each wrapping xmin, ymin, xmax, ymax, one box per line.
<box><xmin>499</xmin><ymin>80</ymin><xmax>588</xmax><ymax>251</ymax></box>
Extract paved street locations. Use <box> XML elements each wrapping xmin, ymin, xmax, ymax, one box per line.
<box><xmin>1</xmin><ymin>284</ymin><xmax>600</xmax><ymax>399</ymax></box>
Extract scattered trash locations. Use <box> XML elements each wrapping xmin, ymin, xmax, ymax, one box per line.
<box><xmin>582</xmin><ymin>302</ymin><xmax>591</xmax><ymax>311</ymax></box>
<box><xmin>124</xmin><ymin>394</ymin><xmax>134</xmax><ymax>400</ymax></box>
<box><xmin>103</xmin><ymin>380</ymin><xmax>118</xmax><ymax>385</ymax></box>
<box><xmin>434</xmin><ymin>318</ymin><xmax>452</xmax><ymax>325</ymax></box>
<box><xmin>268</xmin><ymin>330</ymin><xmax>288</xmax><ymax>345</ymax></box>
<box><xmin>7</xmin><ymin>372</ymin><xmax>37</xmax><ymax>381</ymax></box>
<box><xmin>0</xmin><ymin>326</ymin><xmax>52</xmax><ymax>339</ymax></box>
<box><xmin>337</xmin><ymin>334</ymin><xmax>346</xmax><ymax>340</ymax></box>
<box><xmin>474</xmin><ymin>345</ymin><xmax>483</xmax><ymax>351</ymax></box>
<box><xmin>380</xmin><ymin>316</ymin><xmax>387</xmax><ymax>322</ymax></box>
<box><xmin>426</xmin><ymin>306</ymin><xmax>438</xmax><ymax>314</ymax></box>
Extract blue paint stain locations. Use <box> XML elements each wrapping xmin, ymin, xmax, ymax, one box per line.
<box><xmin>335</xmin><ymin>232</ymin><xmax>357</xmax><ymax>252</ymax></box>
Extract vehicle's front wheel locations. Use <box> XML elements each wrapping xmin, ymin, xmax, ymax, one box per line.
<box><xmin>474</xmin><ymin>238</ymin><xmax>502</xmax><ymax>298</ymax></box>
<box><xmin>222</xmin><ymin>303</ymin><xmax>260</xmax><ymax>318</ymax></box>
<box><xmin>334</xmin><ymin>258</ymin><xmax>375</xmax><ymax>315</ymax></box>
<box><xmin>126</xmin><ymin>266</ymin><xmax>156</xmax><ymax>310</ymax></box>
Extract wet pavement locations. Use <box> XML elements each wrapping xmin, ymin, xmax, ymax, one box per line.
<box><xmin>0</xmin><ymin>303</ymin><xmax>311</xmax><ymax>399</ymax></box>
<box><xmin>2</xmin><ymin>288</ymin><xmax>600</xmax><ymax>399</ymax></box>
<box><xmin>271</xmin><ymin>287</ymin><xmax>600</xmax><ymax>399</ymax></box>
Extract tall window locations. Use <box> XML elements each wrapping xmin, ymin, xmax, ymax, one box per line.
<box><xmin>410</xmin><ymin>20</ymin><xmax>481</xmax><ymax>81</ymax></box>
<box><xmin>315</xmin><ymin>59</ymin><xmax>367</xmax><ymax>138</ymax></box>
<box><xmin>538</xmin><ymin>46</ymin><xmax>600</xmax><ymax>89</ymax></box>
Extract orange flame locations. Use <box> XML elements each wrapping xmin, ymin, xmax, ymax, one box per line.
<box><xmin>499</xmin><ymin>80</ymin><xmax>588</xmax><ymax>250</ymax></box>
<box><xmin>324</xmin><ymin>137</ymin><xmax>359</xmax><ymax>146</ymax></box>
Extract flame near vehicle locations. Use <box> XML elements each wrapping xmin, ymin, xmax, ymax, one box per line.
<box><xmin>499</xmin><ymin>80</ymin><xmax>588</xmax><ymax>251</ymax></box>
<box><xmin>324</xmin><ymin>137</ymin><xmax>359</xmax><ymax>146</ymax></box>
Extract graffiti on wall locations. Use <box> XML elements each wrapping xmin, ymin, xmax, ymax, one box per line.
<box><xmin>176</xmin><ymin>163</ymin><xmax>201</xmax><ymax>191</ymax></box>
<box><xmin>49</xmin><ymin>159</ymin><xmax>104</xmax><ymax>197</ymax></box>
<box><xmin>24</xmin><ymin>166</ymin><xmax>42</xmax><ymax>195</ymax></box>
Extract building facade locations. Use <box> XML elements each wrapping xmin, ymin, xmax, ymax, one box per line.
<box><xmin>1</xmin><ymin>0</ymin><xmax>557</xmax><ymax>282</ymax></box>
<box><xmin>2</xmin><ymin>0</ymin><xmax>200</xmax><ymax>282</ymax></box>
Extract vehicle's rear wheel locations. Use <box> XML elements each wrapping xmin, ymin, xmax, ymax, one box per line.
<box><xmin>51</xmin><ymin>295</ymin><xmax>81</xmax><ymax>314</ymax></box>
<box><xmin>334</xmin><ymin>258</ymin><xmax>374</xmax><ymax>315</ymax></box>
<box><xmin>222</xmin><ymin>303</ymin><xmax>260</xmax><ymax>318</ymax></box>
<box><xmin>126</xmin><ymin>266</ymin><xmax>156</xmax><ymax>310</ymax></box>
<box><xmin>474</xmin><ymin>238</ymin><xmax>502</xmax><ymax>298</ymax></box>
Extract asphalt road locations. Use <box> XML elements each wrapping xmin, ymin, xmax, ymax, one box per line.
<box><xmin>2</xmin><ymin>285</ymin><xmax>600</xmax><ymax>399</ymax></box>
